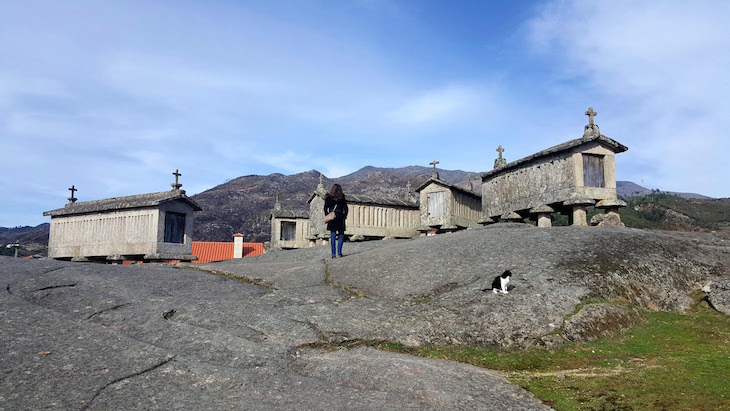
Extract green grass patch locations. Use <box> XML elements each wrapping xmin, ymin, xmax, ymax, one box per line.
<box><xmin>374</xmin><ymin>296</ymin><xmax>730</xmax><ymax>411</ymax></box>
<box><xmin>621</xmin><ymin>194</ymin><xmax>730</xmax><ymax>231</ymax></box>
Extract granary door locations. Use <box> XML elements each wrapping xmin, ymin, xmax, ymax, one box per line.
<box><xmin>164</xmin><ymin>212</ymin><xmax>186</xmax><ymax>243</ymax></box>
<box><xmin>583</xmin><ymin>154</ymin><xmax>605</xmax><ymax>188</ymax></box>
<box><xmin>280</xmin><ymin>221</ymin><xmax>297</xmax><ymax>242</ymax></box>
<box><xmin>428</xmin><ymin>191</ymin><xmax>445</xmax><ymax>218</ymax></box>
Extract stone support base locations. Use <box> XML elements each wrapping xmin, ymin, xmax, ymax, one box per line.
<box><xmin>501</xmin><ymin>211</ymin><xmax>524</xmax><ymax>223</ymax></box>
<box><xmin>570</xmin><ymin>206</ymin><xmax>588</xmax><ymax>226</ymax></box>
<box><xmin>537</xmin><ymin>214</ymin><xmax>552</xmax><ymax>228</ymax></box>
<box><xmin>529</xmin><ymin>205</ymin><xmax>555</xmax><ymax>228</ymax></box>
<box><xmin>593</xmin><ymin>199</ymin><xmax>627</xmax><ymax>227</ymax></box>
<box><xmin>564</xmin><ymin>199</ymin><xmax>595</xmax><ymax>227</ymax></box>
<box><xmin>478</xmin><ymin>217</ymin><xmax>496</xmax><ymax>226</ymax></box>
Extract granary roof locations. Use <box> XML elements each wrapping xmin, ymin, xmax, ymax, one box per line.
<box><xmin>43</xmin><ymin>190</ymin><xmax>203</xmax><ymax>217</ymax></box>
<box><xmin>307</xmin><ymin>192</ymin><xmax>419</xmax><ymax>208</ymax></box>
<box><xmin>481</xmin><ymin>134</ymin><xmax>628</xmax><ymax>180</ymax></box>
<box><xmin>347</xmin><ymin>193</ymin><xmax>419</xmax><ymax>208</ymax></box>
<box><xmin>414</xmin><ymin>177</ymin><xmax>482</xmax><ymax>199</ymax></box>
<box><xmin>270</xmin><ymin>209</ymin><xmax>311</xmax><ymax>219</ymax></box>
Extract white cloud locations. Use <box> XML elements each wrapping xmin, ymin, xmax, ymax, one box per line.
<box><xmin>527</xmin><ymin>0</ymin><xmax>730</xmax><ymax>197</ymax></box>
<box><xmin>102</xmin><ymin>53</ymin><xmax>285</xmax><ymax>105</ymax></box>
<box><xmin>388</xmin><ymin>84</ymin><xmax>488</xmax><ymax>126</ymax></box>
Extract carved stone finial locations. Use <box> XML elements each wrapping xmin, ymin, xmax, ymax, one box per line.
<box><xmin>583</xmin><ymin>107</ymin><xmax>601</xmax><ymax>138</ymax></box>
<box><xmin>67</xmin><ymin>185</ymin><xmax>78</xmax><ymax>204</ymax></box>
<box><xmin>171</xmin><ymin>169</ymin><xmax>183</xmax><ymax>190</ymax></box>
<box><xmin>429</xmin><ymin>160</ymin><xmax>440</xmax><ymax>179</ymax></box>
<box><xmin>316</xmin><ymin>173</ymin><xmax>326</xmax><ymax>194</ymax></box>
<box><xmin>494</xmin><ymin>146</ymin><xmax>507</xmax><ymax>169</ymax></box>
<box><xmin>274</xmin><ymin>193</ymin><xmax>281</xmax><ymax>211</ymax></box>
<box><xmin>585</xmin><ymin>107</ymin><xmax>597</xmax><ymax>125</ymax></box>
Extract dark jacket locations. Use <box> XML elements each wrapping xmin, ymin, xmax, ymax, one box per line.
<box><xmin>324</xmin><ymin>195</ymin><xmax>348</xmax><ymax>233</ymax></box>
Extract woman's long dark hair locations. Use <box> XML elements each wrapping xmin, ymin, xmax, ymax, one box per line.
<box><xmin>327</xmin><ymin>184</ymin><xmax>344</xmax><ymax>201</ymax></box>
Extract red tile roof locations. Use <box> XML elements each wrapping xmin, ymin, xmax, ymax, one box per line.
<box><xmin>191</xmin><ymin>241</ymin><xmax>264</xmax><ymax>264</ymax></box>
<box><xmin>242</xmin><ymin>243</ymin><xmax>264</xmax><ymax>258</ymax></box>
<box><xmin>192</xmin><ymin>241</ymin><xmax>233</xmax><ymax>264</ymax></box>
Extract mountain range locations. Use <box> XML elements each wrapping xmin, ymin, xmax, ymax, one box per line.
<box><xmin>0</xmin><ymin>166</ymin><xmax>719</xmax><ymax>253</ymax></box>
<box><xmin>191</xmin><ymin>165</ymin><xmax>480</xmax><ymax>242</ymax></box>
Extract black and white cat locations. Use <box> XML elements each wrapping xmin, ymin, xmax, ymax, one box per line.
<box><xmin>483</xmin><ymin>270</ymin><xmax>512</xmax><ymax>294</ymax></box>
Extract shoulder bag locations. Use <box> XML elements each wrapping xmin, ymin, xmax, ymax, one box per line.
<box><xmin>324</xmin><ymin>205</ymin><xmax>337</xmax><ymax>223</ymax></box>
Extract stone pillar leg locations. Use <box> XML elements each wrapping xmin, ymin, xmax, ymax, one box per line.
<box><xmin>571</xmin><ymin>206</ymin><xmax>588</xmax><ymax>226</ymax></box>
<box><xmin>563</xmin><ymin>199</ymin><xmax>595</xmax><ymax>227</ymax></box>
<box><xmin>537</xmin><ymin>213</ymin><xmax>552</xmax><ymax>227</ymax></box>
<box><xmin>529</xmin><ymin>205</ymin><xmax>555</xmax><ymax>228</ymax></box>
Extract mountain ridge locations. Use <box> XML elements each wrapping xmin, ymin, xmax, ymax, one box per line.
<box><xmin>1</xmin><ymin>166</ymin><xmax>719</xmax><ymax>249</ymax></box>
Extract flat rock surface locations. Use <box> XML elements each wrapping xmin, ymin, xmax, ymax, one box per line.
<box><xmin>3</xmin><ymin>225</ymin><xmax>729</xmax><ymax>410</ymax></box>
<box><xmin>1</xmin><ymin>255</ymin><xmax>549</xmax><ymax>410</ymax></box>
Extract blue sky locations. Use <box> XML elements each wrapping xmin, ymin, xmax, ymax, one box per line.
<box><xmin>1</xmin><ymin>0</ymin><xmax>728</xmax><ymax>227</ymax></box>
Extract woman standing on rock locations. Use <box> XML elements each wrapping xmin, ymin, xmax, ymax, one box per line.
<box><xmin>324</xmin><ymin>184</ymin><xmax>349</xmax><ymax>258</ymax></box>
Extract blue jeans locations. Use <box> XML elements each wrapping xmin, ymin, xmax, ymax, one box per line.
<box><xmin>330</xmin><ymin>231</ymin><xmax>344</xmax><ymax>256</ymax></box>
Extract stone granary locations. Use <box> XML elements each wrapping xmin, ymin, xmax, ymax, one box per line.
<box><xmin>414</xmin><ymin>161</ymin><xmax>482</xmax><ymax>234</ymax></box>
<box><xmin>269</xmin><ymin>176</ymin><xmax>421</xmax><ymax>249</ymax></box>
<box><xmin>481</xmin><ymin>108</ymin><xmax>628</xmax><ymax>227</ymax></box>
<box><xmin>43</xmin><ymin>171</ymin><xmax>202</xmax><ymax>262</ymax></box>
<box><xmin>269</xmin><ymin>194</ymin><xmax>312</xmax><ymax>249</ymax></box>
<box><xmin>305</xmin><ymin>177</ymin><xmax>420</xmax><ymax>246</ymax></box>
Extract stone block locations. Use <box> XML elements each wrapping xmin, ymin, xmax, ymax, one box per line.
<box><xmin>591</xmin><ymin>212</ymin><xmax>625</xmax><ymax>227</ymax></box>
<box><xmin>478</xmin><ymin>217</ymin><xmax>496</xmax><ymax>225</ymax></box>
<box><xmin>595</xmin><ymin>199</ymin><xmax>627</xmax><ymax>209</ymax></box>
<box><xmin>501</xmin><ymin>212</ymin><xmax>524</xmax><ymax>222</ymax></box>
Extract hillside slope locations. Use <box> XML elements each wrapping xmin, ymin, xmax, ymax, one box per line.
<box><xmin>3</xmin><ymin>169</ymin><xmax>722</xmax><ymax>249</ymax></box>
<box><xmin>190</xmin><ymin>166</ymin><xmax>479</xmax><ymax>242</ymax></box>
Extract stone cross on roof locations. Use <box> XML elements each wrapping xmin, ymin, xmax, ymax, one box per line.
<box><xmin>429</xmin><ymin>160</ymin><xmax>440</xmax><ymax>179</ymax></box>
<box><xmin>316</xmin><ymin>173</ymin><xmax>326</xmax><ymax>194</ymax></box>
<box><xmin>494</xmin><ymin>146</ymin><xmax>507</xmax><ymax>170</ymax></box>
<box><xmin>274</xmin><ymin>193</ymin><xmax>281</xmax><ymax>211</ymax></box>
<box><xmin>171</xmin><ymin>169</ymin><xmax>182</xmax><ymax>190</ymax></box>
<box><xmin>585</xmin><ymin>107</ymin><xmax>597</xmax><ymax>126</ymax></box>
<box><xmin>67</xmin><ymin>185</ymin><xmax>78</xmax><ymax>204</ymax></box>
<box><xmin>583</xmin><ymin>106</ymin><xmax>601</xmax><ymax>138</ymax></box>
